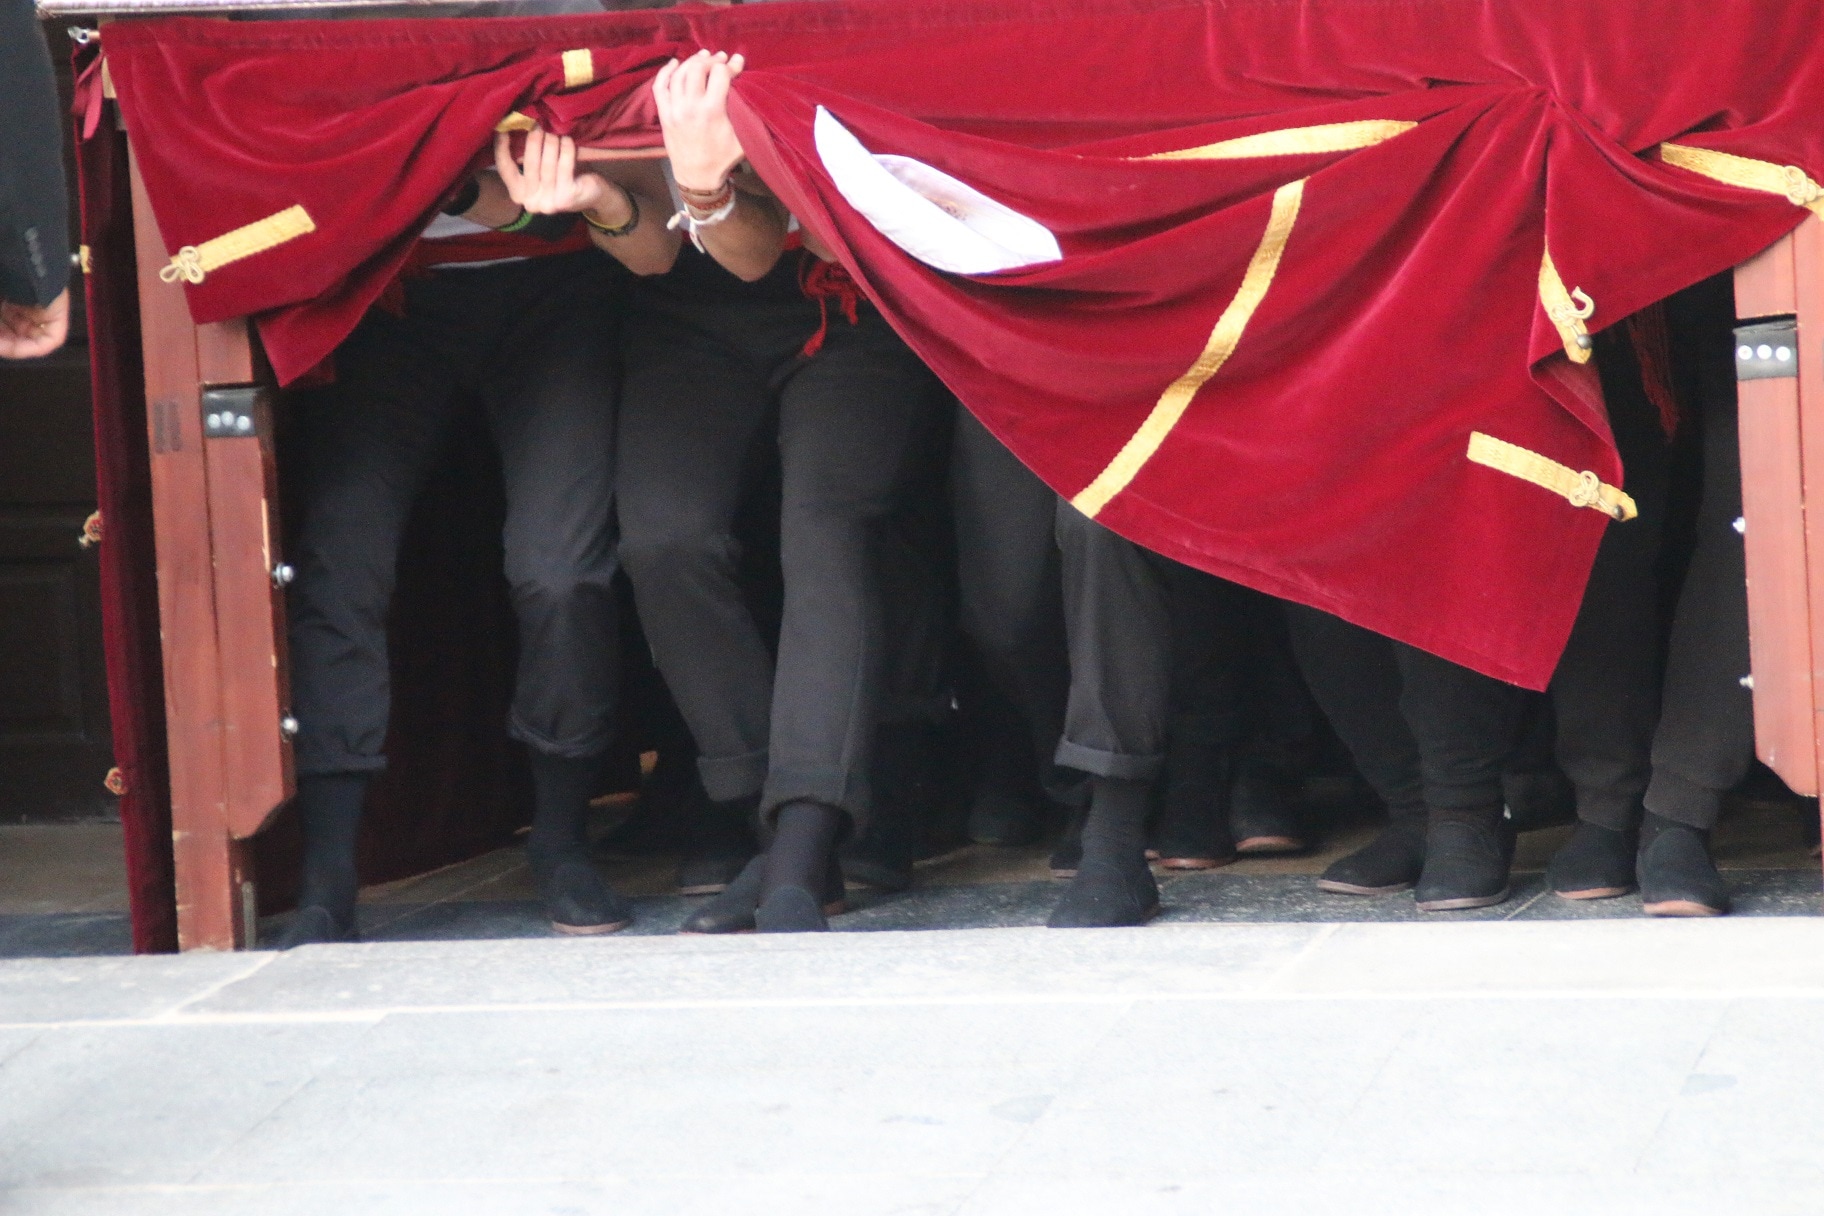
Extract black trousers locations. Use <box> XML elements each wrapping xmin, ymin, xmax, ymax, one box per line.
<box><xmin>1287</xmin><ymin>607</ymin><xmax>1523</xmax><ymax>812</ymax></box>
<box><xmin>617</xmin><ymin>297</ymin><xmax>948</xmax><ymax>831</ymax></box>
<box><xmin>288</xmin><ymin>253</ymin><xmax>623</xmax><ymax>777</ymax></box>
<box><xmin>1543</xmin><ymin>332</ymin><xmax>1674</xmax><ymax>829</ymax></box>
<box><xmin>951</xmin><ymin>407</ymin><xmax>1070</xmax><ymax>786</ymax></box>
<box><xmin>1052</xmin><ymin>504</ymin><xmax>1175</xmax><ymax>781</ymax></box>
<box><xmin>1645</xmin><ymin>277</ymin><xmax>1751</xmax><ymax>830</ymax></box>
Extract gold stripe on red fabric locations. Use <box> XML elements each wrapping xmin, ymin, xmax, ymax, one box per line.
<box><xmin>1071</xmin><ymin>178</ymin><xmax>1305</xmax><ymax>519</ymax></box>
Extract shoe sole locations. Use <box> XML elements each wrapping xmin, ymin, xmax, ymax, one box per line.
<box><xmin>1316</xmin><ymin>878</ymin><xmax>1415</xmax><ymax>896</ymax></box>
<box><xmin>1154</xmin><ymin>856</ymin><xmax>1236</xmax><ymax>871</ymax></box>
<box><xmin>1554</xmin><ymin>884</ymin><xmax>1636</xmax><ymax>901</ymax></box>
<box><xmin>1050</xmin><ymin>867</ymin><xmax>1078</xmax><ymax>880</ymax></box>
<box><xmin>677</xmin><ymin>882</ymin><xmax>731</xmax><ymax>896</ymax></box>
<box><xmin>551</xmin><ymin>917</ymin><xmax>633</xmax><ymax>936</ymax></box>
<box><xmin>1643</xmin><ymin>898</ymin><xmax>1726</xmax><ymax>917</ymax></box>
<box><xmin>1235</xmin><ymin>836</ymin><xmax>1308</xmax><ymax>855</ymax></box>
<box><xmin>1416</xmin><ymin>887</ymin><xmax>1510</xmax><ymax>912</ymax></box>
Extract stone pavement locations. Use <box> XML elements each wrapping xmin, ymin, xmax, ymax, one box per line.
<box><xmin>4</xmin><ymin>918</ymin><xmax>1824</xmax><ymax>1214</ymax></box>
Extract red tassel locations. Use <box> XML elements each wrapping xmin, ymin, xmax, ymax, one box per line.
<box><xmin>1625</xmin><ymin>303</ymin><xmax>1680</xmax><ymax>439</ymax></box>
<box><xmin>798</xmin><ymin>256</ymin><xmax>863</xmax><ymax>358</ymax></box>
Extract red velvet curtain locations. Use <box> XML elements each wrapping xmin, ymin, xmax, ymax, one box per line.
<box><xmin>95</xmin><ymin>1</ymin><xmax>1824</xmax><ymax>690</ymax></box>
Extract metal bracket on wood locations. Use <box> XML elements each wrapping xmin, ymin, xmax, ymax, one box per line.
<box><xmin>1736</xmin><ymin>318</ymin><xmax>1800</xmax><ymax>380</ymax></box>
<box><xmin>201</xmin><ymin>385</ymin><xmax>268</xmax><ymax>438</ymax></box>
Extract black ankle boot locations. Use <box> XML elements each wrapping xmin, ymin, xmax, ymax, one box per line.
<box><xmin>844</xmin><ymin>723</ymin><xmax>946</xmax><ymax>891</ymax></box>
<box><xmin>1229</xmin><ymin>755</ymin><xmax>1308</xmax><ymax>855</ymax></box>
<box><xmin>529</xmin><ymin>754</ymin><xmax>632</xmax><ymax>934</ymax></box>
<box><xmin>677</xmin><ymin>790</ymin><xmax>758</xmax><ymax>896</ymax></box>
<box><xmin>1049</xmin><ymin>807</ymin><xmax>1086</xmax><ymax>878</ymax></box>
<box><xmin>1150</xmin><ymin>732</ymin><xmax>1235</xmax><ymax>871</ymax></box>
<box><xmin>1049</xmin><ymin>777</ymin><xmax>1160</xmax><ymax>928</ymax></box>
<box><xmin>1316</xmin><ymin>804</ymin><xmax>1426</xmax><ymax>895</ymax></box>
<box><xmin>1414</xmin><ymin>802</ymin><xmax>1513</xmax><ymax>911</ymax></box>
<box><xmin>1547</xmin><ymin>820</ymin><xmax>1638</xmax><ymax>900</ymax></box>
<box><xmin>1638</xmin><ymin>812</ymin><xmax>1729</xmax><ymax>916</ymax></box>
<box><xmin>680</xmin><ymin>854</ymin><xmax>848</xmax><ymax>934</ymax></box>
<box><xmin>271</xmin><ymin>773</ymin><xmax>368</xmax><ymax>949</ymax></box>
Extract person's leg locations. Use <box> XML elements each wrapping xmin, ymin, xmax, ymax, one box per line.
<box><xmin>842</xmin><ymin>468</ymin><xmax>961</xmax><ymax>893</ymax></box>
<box><xmin>1395</xmin><ymin>644</ymin><xmax>1525</xmax><ymax>910</ymax></box>
<box><xmin>951</xmin><ymin>406</ymin><xmax>1073</xmax><ymax>844</ymax></box>
<box><xmin>1048</xmin><ymin>503</ymin><xmax>1172</xmax><ymax>927</ymax></box>
<box><xmin>1641</xmin><ymin>276</ymin><xmax>1745</xmax><ymax>915</ymax></box>
<box><xmin>1150</xmin><ymin>564</ymin><xmax>1244</xmax><ymax>870</ymax></box>
<box><xmin>1546</xmin><ymin>333</ymin><xmax>1672</xmax><ymax>899</ymax></box>
<box><xmin>1227</xmin><ymin>590</ymin><xmax>1314</xmax><ymax>855</ymax></box>
<box><xmin>616</xmin><ymin>318</ymin><xmax>775</xmax><ymax>824</ymax></box>
<box><xmin>755</xmin><ymin>311</ymin><xmax>949</xmax><ymax>930</ymax></box>
<box><xmin>1284</xmin><ymin>606</ymin><xmax>1429</xmax><ymax>895</ymax></box>
<box><xmin>480</xmin><ymin>257</ymin><xmax>629</xmax><ymax>933</ymax></box>
<box><xmin>278</xmin><ymin>302</ymin><xmax>467</xmax><ymax>946</ymax></box>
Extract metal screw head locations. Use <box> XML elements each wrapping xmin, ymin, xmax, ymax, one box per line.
<box><xmin>279</xmin><ymin>714</ymin><xmax>300</xmax><ymax>738</ymax></box>
<box><xmin>271</xmin><ymin>562</ymin><xmax>295</xmax><ymax>588</ymax></box>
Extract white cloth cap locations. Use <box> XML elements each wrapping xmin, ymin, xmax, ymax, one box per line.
<box><xmin>813</xmin><ymin>106</ymin><xmax>1062</xmax><ymax>275</ymax></box>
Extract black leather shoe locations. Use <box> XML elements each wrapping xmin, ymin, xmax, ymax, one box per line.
<box><xmin>1048</xmin><ymin>813</ymin><xmax>1084</xmax><ymax>879</ymax></box>
<box><xmin>536</xmin><ymin>857</ymin><xmax>633</xmax><ymax>935</ymax></box>
<box><xmin>1638</xmin><ymin>814</ymin><xmax>1729</xmax><ymax>916</ymax></box>
<box><xmin>1547</xmin><ymin>820</ymin><xmax>1637</xmax><ymax>900</ymax></box>
<box><xmin>679</xmin><ymin>855</ymin><xmax>847</xmax><ymax>934</ymax></box>
<box><xmin>1316</xmin><ymin>816</ymin><xmax>1426</xmax><ymax>895</ymax></box>
<box><xmin>1414</xmin><ymin>805</ymin><xmax>1513</xmax><ymax>911</ymax></box>
<box><xmin>267</xmin><ymin>904</ymin><xmax>358</xmax><ymax>950</ymax></box>
<box><xmin>754</xmin><ymin>885</ymin><xmax>830</xmax><ymax>932</ymax></box>
<box><xmin>1229</xmin><ymin>760</ymin><xmax>1308</xmax><ymax>855</ymax></box>
<box><xmin>1047</xmin><ymin>858</ymin><xmax>1161</xmax><ymax>928</ymax></box>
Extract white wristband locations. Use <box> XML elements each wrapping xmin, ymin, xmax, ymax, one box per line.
<box><xmin>666</xmin><ymin>192</ymin><xmax>738</xmax><ymax>252</ymax></box>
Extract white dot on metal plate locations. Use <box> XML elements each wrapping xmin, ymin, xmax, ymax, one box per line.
<box><xmin>206</xmin><ymin>412</ymin><xmax>222</xmax><ymax>428</ymax></box>
<box><xmin>1757</xmin><ymin>344</ymin><xmax>1774</xmax><ymax>359</ymax></box>
<box><xmin>1777</xmin><ymin>346</ymin><xmax>1793</xmax><ymax>362</ymax></box>
<box><xmin>1738</xmin><ymin>345</ymin><xmax>1754</xmax><ymax>360</ymax></box>
<box><xmin>235</xmin><ymin>416</ymin><xmax>252</xmax><ymax>433</ymax></box>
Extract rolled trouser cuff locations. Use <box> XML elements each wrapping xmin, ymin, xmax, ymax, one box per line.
<box><xmin>292</xmin><ymin>746</ymin><xmax>388</xmax><ymax>779</ymax></box>
<box><xmin>1574</xmin><ymin>789</ymin><xmax>1645</xmax><ymax>832</ymax></box>
<box><xmin>507</xmin><ymin>716</ymin><xmax>613</xmax><ymax>762</ymax></box>
<box><xmin>760</xmin><ymin>763</ymin><xmax>868</xmax><ymax>836</ymax></box>
<box><xmin>1054</xmin><ymin>738</ymin><xmax>1163</xmax><ymax>782</ymax></box>
<box><xmin>697</xmin><ymin>748</ymin><xmax>769</xmax><ymax>804</ymax></box>
<box><xmin>1643</xmin><ymin>766</ymin><xmax>1726</xmax><ymax>831</ymax></box>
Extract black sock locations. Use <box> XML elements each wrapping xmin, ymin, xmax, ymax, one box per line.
<box><xmin>527</xmin><ymin>753</ymin><xmax>602</xmax><ymax>872</ymax></box>
<box><xmin>760</xmin><ymin>800</ymin><xmax>846</xmax><ymax>899</ymax></box>
<box><xmin>1080</xmin><ymin>776</ymin><xmax>1150</xmax><ymax>867</ymax></box>
<box><xmin>294</xmin><ymin>773</ymin><xmax>368</xmax><ymax>923</ymax></box>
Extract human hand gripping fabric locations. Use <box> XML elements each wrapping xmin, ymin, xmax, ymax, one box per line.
<box><xmin>653</xmin><ymin>50</ymin><xmax>747</xmax><ymax>191</ymax></box>
<box><xmin>0</xmin><ymin>288</ymin><xmax>70</xmax><ymax>360</ymax></box>
<box><xmin>494</xmin><ymin>128</ymin><xmax>631</xmax><ymax>225</ymax></box>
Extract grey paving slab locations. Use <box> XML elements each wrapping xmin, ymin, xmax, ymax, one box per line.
<box><xmin>1314</xmin><ymin>998</ymin><xmax>1725</xmax><ymax>1173</ymax></box>
<box><xmin>0</xmin><ymin>952</ymin><xmax>274</xmax><ymax>1025</ymax></box>
<box><xmin>0</xmin><ymin>1023</ymin><xmax>373</xmax><ymax>1189</ymax></box>
<box><xmin>190</xmin><ymin>925</ymin><xmax>1321</xmax><ymax>1016</ymax></box>
<box><xmin>1269</xmin><ymin>918</ymin><xmax>1824</xmax><ymax>994</ymax></box>
<box><xmin>1637</xmin><ymin>998</ymin><xmax>1824</xmax><ymax>1180</ymax></box>
<box><xmin>0</xmin><ymin>1175</ymin><xmax>978</xmax><ymax>1216</ymax></box>
<box><xmin>956</xmin><ymin>1171</ymin><xmax>1824</xmax><ymax>1216</ymax></box>
<box><xmin>177</xmin><ymin>995</ymin><xmax>1118</xmax><ymax>1187</ymax></box>
<box><xmin>990</xmin><ymin>997</ymin><xmax>1425</xmax><ymax>1177</ymax></box>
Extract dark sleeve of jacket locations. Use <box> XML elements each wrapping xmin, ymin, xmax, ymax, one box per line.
<box><xmin>0</xmin><ymin>0</ymin><xmax>71</xmax><ymax>308</ymax></box>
